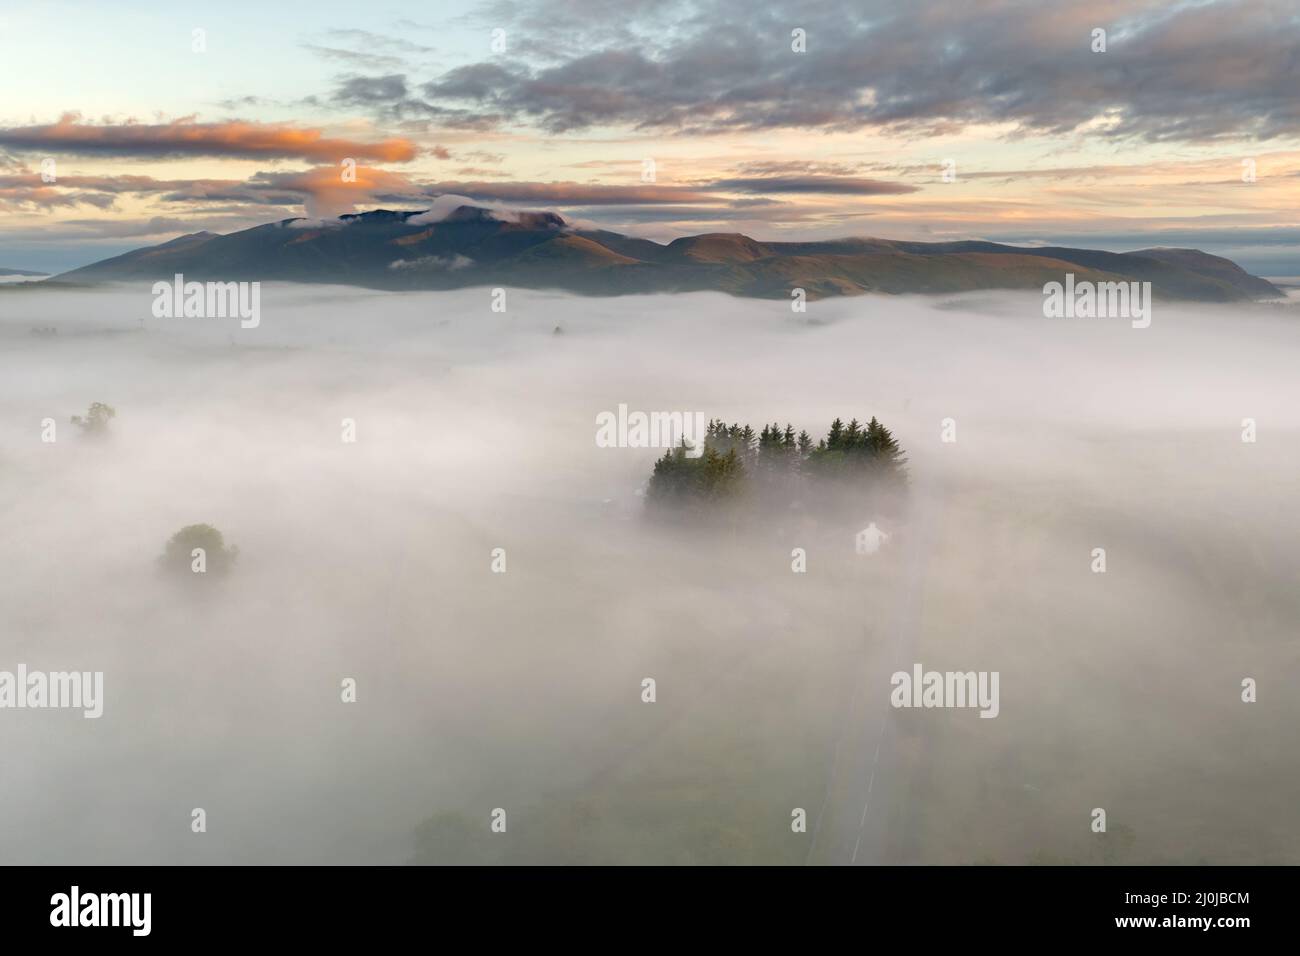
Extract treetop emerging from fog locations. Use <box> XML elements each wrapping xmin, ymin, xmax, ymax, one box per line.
<box><xmin>647</xmin><ymin>416</ymin><xmax>907</xmax><ymax>518</ymax></box>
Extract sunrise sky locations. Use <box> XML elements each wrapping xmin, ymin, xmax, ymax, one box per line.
<box><xmin>1</xmin><ymin>0</ymin><xmax>1297</xmax><ymax>274</ymax></box>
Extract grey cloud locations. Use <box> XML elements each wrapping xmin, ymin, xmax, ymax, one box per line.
<box><xmin>303</xmin><ymin>29</ymin><xmax>435</xmax><ymax>71</ymax></box>
<box><xmin>375</xmin><ymin>180</ymin><xmax>717</xmax><ymax>205</ymax></box>
<box><xmin>58</xmin><ymin>215</ymin><xmax>193</xmax><ymax>237</ymax></box>
<box><xmin>712</xmin><ymin>176</ymin><xmax>918</xmax><ymax>195</ymax></box>
<box><xmin>303</xmin><ymin>45</ymin><xmax>406</xmax><ymax>70</ymax></box>
<box><xmin>217</xmin><ymin>95</ymin><xmax>273</xmax><ymax>110</ymax></box>
<box><xmin>332</xmin><ymin>73</ymin><xmax>506</xmax><ymax>129</ymax></box>
<box><xmin>731</xmin><ymin>160</ymin><xmax>867</xmax><ymax>176</ymax></box>
<box><xmin>373</xmin><ymin>0</ymin><xmax>1300</xmax><ymax>141</ymax></box>
<box><xmin>323</xmin><ymin>29</ymin><xmax>435</xmax><ymax>56</ymax></box>
<box><xmin>333</xmin><ymin>74</ymin><xmax>411</xmax><ymax>106</ymax></box>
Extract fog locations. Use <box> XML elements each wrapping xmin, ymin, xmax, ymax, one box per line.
<box><xmin>2</xmin><ymin>282</ymin><xmax>1298</xmax><ymax>864</ymax></box>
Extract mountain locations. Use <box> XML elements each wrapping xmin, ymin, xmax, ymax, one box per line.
<box><xmin>0</xmin><ymin>267</ymin><xmax>49</xmax><ymax>277</ymax></box>
<box><xmin>53</xmin><ymin>206</ymin><xmax>1283</xmax><ymax>302</ymax></box>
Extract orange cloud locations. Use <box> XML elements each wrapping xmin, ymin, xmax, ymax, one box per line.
<box><xmin>0</xmin><ymin>113</ymin><xmax>420</xmax><ymax>163</ymax></box>
<box><xmin>250</xmin><ymin>165</ymin><xmax>420</xmax><ymax>218</ymax></box>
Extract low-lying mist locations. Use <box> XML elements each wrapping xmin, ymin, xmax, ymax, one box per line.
<box><xmin>2</xmin><ymin>283</ymin><xmax>1298</xmax><ymax>864</ymax></box>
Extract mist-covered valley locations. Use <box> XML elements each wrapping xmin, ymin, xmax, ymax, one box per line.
<box><xmin>2</xmin><ymin>283</ymin><xmax>1298</xmax><ymax>865</ymax></box>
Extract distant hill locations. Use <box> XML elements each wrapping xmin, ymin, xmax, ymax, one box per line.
<box><xmin>53</xmin><ymin>206</ymin><xmax>1283</xmax><ymax>302</ymax></box>
<box><xmin>0</xmin><ymin>267</ymin><xmax>49</xmax><ymax>277</ymax></box>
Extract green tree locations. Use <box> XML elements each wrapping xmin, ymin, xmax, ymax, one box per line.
<box><xmin>701</xmin><ymin>446</ymin><xmax>744</xmax><ymax>500</ymax></box>
<box><xmin>864</xmin><ymin>416</ymin><xmax>909</xmax><ymax>482</ymax></box>
<box><xmin>159</xmin><ymin>524</ymin><xmax>239</xmax><ymax>578</ymax></box>
<box><xmin>646</xmin><ymin>440</ymin><xmax>747</xmax><ymax>517</ymax></box>
<box><xmin>826</xmin><ymin>417</ymin><xmax>844</xmax><ymax>449</ymax></box>
<box><xmin>70</xmin><ymin>402</ymin><xmax>116</xmax><ymax>436</ymax></box>
<box><xmin>647</xmin><ymin>414</ymin><xmax>907</xmax><ymax>517</ymax></box>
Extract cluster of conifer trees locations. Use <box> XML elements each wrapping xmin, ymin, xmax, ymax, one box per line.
<box><xmin>646</xmin><ymin>416</ymin><xmax>907</xmax><ymax>513</ymax></box>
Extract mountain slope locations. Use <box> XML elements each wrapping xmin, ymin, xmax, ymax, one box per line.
<box><xmin>53</xmin><ymin>206</ymin><xmax>1284</xmax><ymax>302</ymax></box>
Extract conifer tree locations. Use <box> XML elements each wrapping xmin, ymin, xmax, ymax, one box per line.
<box><xmin>845</xmin><ymin>418</ymin><xmax>862</xmax><ymax>449</ymax></box>
<box><xmin>740</xmin><ymin>424</ymin><xmax>756</xmax><ymax>462</ymax></box>
<box><xmin>827</xmin><ymin>418</ymin><xmax>844</xmax><ymax>450</ymax></box>
<box><xmin>646</xmin><ymin>414</ymin><xmax>906</xmax><ymax>518</ymax></box>
<box><xmin>864</xmin><ymin>416</ymin><xmax>908</xmax><ymax>481</ymax></box>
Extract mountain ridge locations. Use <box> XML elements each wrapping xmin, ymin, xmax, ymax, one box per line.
<box><xmin>52</xmin><ymin>206</ymin><xmax>1283</xmax><ymax>302</ymax></box>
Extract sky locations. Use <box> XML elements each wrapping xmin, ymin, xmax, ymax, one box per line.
<box><xmin>1</xmin><ymin>0</ymin><xmax>1297</xmax><ymax>274</ymax></box>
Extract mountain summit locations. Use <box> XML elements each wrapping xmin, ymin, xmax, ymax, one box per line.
<box><xmin>54</xmin><ymin>205</ymin><xmax>1282</xmax><ymax>301</ymax></box>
